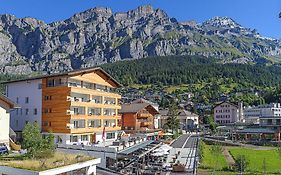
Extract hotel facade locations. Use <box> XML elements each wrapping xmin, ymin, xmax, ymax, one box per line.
<box><xmin>4</xmin><ymin>67</ymin><xmax>122</xmax><ymax>145</ymax></box>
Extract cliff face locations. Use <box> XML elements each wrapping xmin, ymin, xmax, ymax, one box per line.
<box><xmin>0</xmin><ymin>5</ymin><xmax>281</xmax><ymax>74</ymax></box>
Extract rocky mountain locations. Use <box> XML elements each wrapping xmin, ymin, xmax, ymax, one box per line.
<box><xmin>0</xmin><ymin>5</ymin><xmax>281</xmax><ymax>74</ymax></box>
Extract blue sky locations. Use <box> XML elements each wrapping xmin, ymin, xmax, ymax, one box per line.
<box><xmin>1</xmin><ymin>0</ymin><xmax>280</xmax><ymax>38</ymax></box>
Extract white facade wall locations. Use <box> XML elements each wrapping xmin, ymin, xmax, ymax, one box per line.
<box><xmin>214</xmin><ymin>102</ymin><xmax>239</xmax><ymax>124</ymax></box>
<box><xmin>0</xmin><ymin>105</ymin><xmax>10</xmax><ymax>148</ymax></box>
<box><xmin>0</xmin><ymin>158</ymin><xmax>100</xmax><ymax>175</ymax></box>
<box><xmin>244</xmin><ymin>103</ymin><xmax>281</xmax><ymax>124</ymax></box>
<box><xmin>50</xmin><ymin>131</ymin><xmax>118</xmax><ymax>145</ymax></box>
<box><xmin>6</xmin><ymin>79</ymin><xmax>42</xmax><ymax>132</ymax></box>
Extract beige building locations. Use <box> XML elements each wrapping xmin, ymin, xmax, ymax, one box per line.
<box><xmin>158</xmin><ymin>109</ymin><xmax>199</xmax><ymax>130</ymax></box>
<box><xmin>214</xmin><ymin>101</ymin><xmax>243</xmax><ymax>124</ymax></box>
<box><xmin>0</xmin><ymin>94</ymin><xmax>17</xmax><ymax>149</ymax></box>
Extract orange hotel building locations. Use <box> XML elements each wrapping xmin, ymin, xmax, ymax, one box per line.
<box><xmin>4</xmin><ymin>67</ymin><xmax>122</xmax><ymax>145</ymax></box>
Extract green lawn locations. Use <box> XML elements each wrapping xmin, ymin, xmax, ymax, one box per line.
<box><xmin>199</xmin><ymin>142</ymin><xmax>228</xmax><ymax>171</ymax></box>
<box><xmin>199</xmin><ymin>142</ymin><xmax>281</xmax><ymax>175</ymax></box>
<box><xmin>229</xmin><ymin>147</ymin><xmax>281</xmax><ymax>174</ymax></box>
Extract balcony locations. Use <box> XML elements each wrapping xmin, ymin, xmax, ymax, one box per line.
<box><xmin>137</xmin><ymin>113</ymin><xmax>151</xmax><ymax>119</ymax></box>
<box><xmin>68</xmin><ymin>78</ymin><xmax>113</xmax><ymax>93</ymax></box>
<box><xmin>140</xmin><ymin>122</ymin><xmax>152</xmax><ymax>127</ymax></box>
<box><xmin>104</xmin><ymin>97</ymin><xmax>116</xmax><ymax>105</ymax></box>
<box><xmin>68</xmin><ymin>107</ymin><xmax>86</xmax><ymax>115</ymax></box>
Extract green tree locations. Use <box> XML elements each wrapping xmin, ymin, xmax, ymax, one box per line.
<box><xmin>276</xmin><ymin>144</ymin><xmax>281</xmax><ymax>159</ymax></box>
<box><xmin>234</xmin><ymin>155</ymin><xmax>249</xmax><ymax>174</ymax></box>
<box><xmin>262</xmin><ymin>158</ymin><xmax>267</xmax><ymax>175</ymax></box>
<box><xmin>164</xmin><ymin>101</ymin><xmax>180</xmax><ymax>135</ymax></box>
<box><xmin>22</xmin><ymin>123</ymin><xmax>55</xmax><ymax>159</ymax></box>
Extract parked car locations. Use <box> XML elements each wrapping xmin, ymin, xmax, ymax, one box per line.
<box><xmin>0</xmin><ymin>145</ymin><xmax>8</xmax><ymax>155</ymax></box>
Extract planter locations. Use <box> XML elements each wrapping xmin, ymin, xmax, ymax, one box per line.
<box><xmin>172</xmin><ymin>164</ymin><xmax>185</xmax><ymax>172</ymax></box>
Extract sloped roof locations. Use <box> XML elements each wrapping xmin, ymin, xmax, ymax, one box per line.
<box><xmin>2</xmin><ymin>67</ymin><xmax>122</xmax><ymax>87</ymax></box>
<box><xmin>214</xmin><ymin>101</ymin><xmax>238</xmax><ymax>108</ymax></box>
<box><xmin>131</xmin><ymin>98</ymin><xmax>158</xmax><ymax>106</ymax></box>
<box><xmin>0</xmin><ymin>94</ymin><xmax>18</xmax><ymax>108</ymax></box>
<box><xmin>159</xmin><ymin>109</ymin><xmax>199</xmax><ymax>117</ymax></box>
<box><xmin>120</xmin><ymin>103</ymin><xmax>159</xmax><ymax>115</ymax></box>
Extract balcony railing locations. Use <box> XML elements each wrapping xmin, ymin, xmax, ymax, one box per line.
<box><xmin>140</xmin><ymin>122</ymin><xmax>152</xmax><ymax>127</ymax></box>
<box><xmin>137</xmin><ymin>113</ymin><xmax>151</xmax><ymax>118</ymax></box>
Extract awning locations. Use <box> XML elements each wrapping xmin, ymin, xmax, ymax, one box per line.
<box><xmin>118</xmin><ymin>140</ymin><xmax>154</xmax><ymax>155</ymax></box>
<box><xmin>9</xmin><ymin>128</ymin><xmax>16</xmax><ymax>137</ymax></box>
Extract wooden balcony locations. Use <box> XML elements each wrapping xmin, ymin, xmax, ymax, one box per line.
<box><xmin>70</xmin><ymin>86</ymin><xmax>121</xmax><ymax>99</ymax></box>
<box><xmin>137</xmin><ymin>113</ymin><xmax>152</xmax><ymax>119</ymax></box>
<box><xmin>140</xmin><ymin>121</ymin><xmax>153</xmax><ymax>127</ymax></box>
<box><xmin>70</xmin><ymin>100</ymin><xmax>121</xmax><ymax>109</ymax></box>
<box><xmin>70</xmin><ymin>126</ymin><xmax>122</xmax><ymax>134</ymax></box>
<box><xmin>69</xmin><ymin>114</ymin><xmax>121</xmax><ymax>120</ymax></box>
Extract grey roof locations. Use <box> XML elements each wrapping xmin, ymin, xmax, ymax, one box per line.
<box><xmin>2</xmin><ymin>67</ymin><xmax>122</xmax><ymax>87</ymax></box>
<box><xmin>260</xmin><ymin>116</ymin><xmax>281</xmax><ymax>119</ymax></box>
<box><xmin>236</xmin><ymin>128</ymin><xmax>276</xmax><ymax>134</ymax></box>
<box><xmin>131</xmin><ymin>98</ymin><xmax>158</xmax><ymax>106</ymax></box>
<box><xmin>119</xmin><ymin>103</ymin><xmax>159</xmax><ymax>114</ymax></box>
<box><xmin>159</xmin><ymin>109</ymin><xmax>199</xmax><ymax>117</ymax></box>
<box><xmin>214</xmin><ymin>101</ymin><xmax>238</xmax><ymax>108</ymax></box>
<box><xmin>119</xmin><ymin>103</ymin><xmax>149</xmax><ymax>113</ymax></box>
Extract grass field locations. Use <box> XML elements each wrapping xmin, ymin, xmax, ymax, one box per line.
<box><xmin>229</xmin><ymin>147</ymin><xmax>281</xmax><ymax>174</ymax></box>
<box><xmin>199</xmin><ymin>142</ymin><xmax>228</xmax><ymax>171</ymax></box>
<box><xmin>199</xmin><ymin>142</ymin><xmax>281</xmax><ymax>175</ymax></box>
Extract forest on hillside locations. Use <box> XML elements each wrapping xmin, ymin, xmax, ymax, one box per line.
<box><xmin>102</xmin><ymin>55</ymin><xmax>281</xmax><ymax>87</ymax></box>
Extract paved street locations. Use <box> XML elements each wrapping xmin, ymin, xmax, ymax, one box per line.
<box><xmin>167</xmin><ymin>134</ymin><xmax>199</xmax><ymax>174</ymax></box>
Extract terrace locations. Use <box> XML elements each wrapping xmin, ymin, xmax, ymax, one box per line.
<box><xmin>0</xmin><ymin>152</ymin><xmax>99</xmax><ymax>173</ymax></box>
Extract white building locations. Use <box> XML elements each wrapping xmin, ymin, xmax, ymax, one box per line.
<box><xmin>0</xmin><ymin>94</ymin><xmax>17</xmax><ymax>149</ymax></box>
<box><xmin>5</xmin><ymin>79</ymin><xmax>42</xmax><ymax>139</ymax></box>
<box><xmin>158</xmin><ymin>109</ymin><xmax>199</xmax><ymax>130</ymax></box>
<box><xmin>244</xmin><ymin>103</ymin><xmax>281</xmax><ymax>124</ymax></box>
<box><xmin>213</xmin><ymin>101</ymin><xmax>243</xmax><ymax>124</ymax></box>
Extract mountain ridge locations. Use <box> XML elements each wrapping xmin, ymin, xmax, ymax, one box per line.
<box><xmin>0</xmin><ymin>5</ymin><xmax>281</xmax><ymax>75</ymax></box>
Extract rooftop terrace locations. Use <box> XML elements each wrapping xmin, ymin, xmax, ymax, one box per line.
<box><xmin>0</xmin><ymin>152</ymin><xmax>94</xmax><ymax>171</ymax></box>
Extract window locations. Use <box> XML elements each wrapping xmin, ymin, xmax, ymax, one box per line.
<box><xmin>25</xmin><ymin>109</ymin><xmax>29</xmax><ymax>115</ymax></box>
<box><xmin>44</xmin><ymin>108</ymin><xmax>49</xmax><ymax>113</ymax></box>
<box><xmin>45</xmin><ymin>96</ymin><xmax>53</xmax><ymax>101</ymax></box>
<box><xmin>47</xmin><ymin>79</ymin><xmax>55</xmax><ymax>87</ymax></box>
<box><xmin>73</xmin><ymin>121</ymin><xmax>79</xmax><ymax>128</ymax></box>
<box><xmin>81</xmin><ymin>135</ymin><xmax>88</xmax><ymax>141</ymax></box>
<box><xmin>43</xmin><ymin>121</ymin><xmax>49</xmax><ymax>126</ymax></box>
<box><xmin>34</xmin><ymin>108</ymin><xmax>38</xmax><ymax>115</ymax></box>
<box><xmin>38</xmin><ymin>83</ymin><xmax>42</xmax><ymax>89</ymax></box>
<box><xmin>15</xmin><ymin>120</ymin><xmax>18</xmax><ymax>127</ymax></box>
<box><xmin>25</xmin><ymin>121</ymin><xmax>28</xmax><ymax>124</ymax></box>
<box><xmin>106</xmin><ymin>132</ymin><xmax>115</xmax><ymax>139</ymax></box>
<box><xmin>25</xmin><ymin>97</ymin><xmax>29</xmax><ymax>104</ymax></box>
<box><xmin>70</xmin><ymin>136</ymin><xmax>78</xmax><ymax>142</ymax></box>
<box><xmin>16</xmin><ymin>97</ymin><xmax>19</xmax><ymax>103</ymax></box>
<box><xmin>56</xmin><ymin>136</ymin><xmax>63</xmax><ymax>143</ymax></box>
<box><xmin>16</xmin><ymin>109</ymin><xmax>18</xmax><ymax>115</ymax></box>
<box><xmin>88</xmin><ymin>120</ymin><xmax>101</xmax><ymax>128</ymax></box>
<box><xmin>44</xmin><ymin>108</ymin><xmax>52</xmax><ymax>113</ymax></box>
<box><xmin>20</xmin><ymin>109</ymin><xmax>22</xmax><ymax>115</ymax></box>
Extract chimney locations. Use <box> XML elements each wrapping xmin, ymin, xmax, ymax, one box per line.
<box><xmin>238</xmin><ymin>102</ymin><xmax>244</xmax><ymax>122</ymax></box>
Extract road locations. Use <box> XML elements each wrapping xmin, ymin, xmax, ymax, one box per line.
<box><xmin>168</xmin><ymin>134</ymin><xmax>199</xmax><ymax>175</ymax></box>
